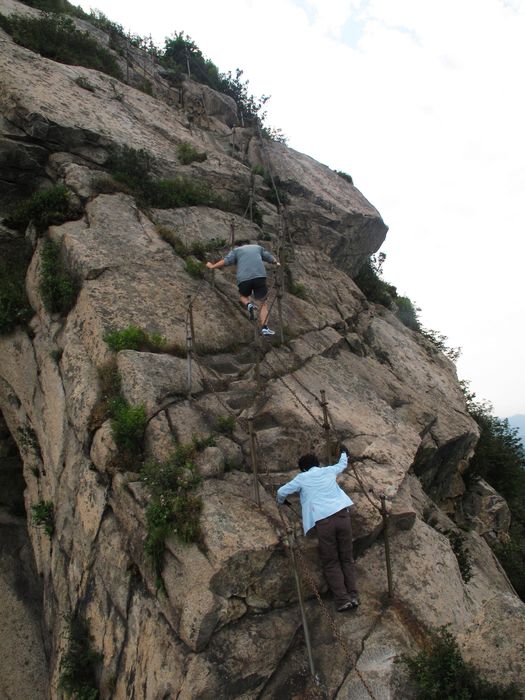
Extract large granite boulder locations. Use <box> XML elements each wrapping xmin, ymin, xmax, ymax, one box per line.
<box><xmin>0</xmin><ymin>2</ymin><xmax>523</xmax><ymax>697</ymax></box>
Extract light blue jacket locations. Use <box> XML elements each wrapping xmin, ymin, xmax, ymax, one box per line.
<box><xmin>276</xmin><ymin>453</ymin><xmax>353</xmax><ymax>534</ymax></box>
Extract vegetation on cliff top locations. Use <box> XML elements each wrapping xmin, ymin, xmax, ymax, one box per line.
<box><xmin>464</xmin><ymin>389</ymin><xmax>525</xmax><ymax>600</ymax></box>
<box><xmin>9</xmin><ymin>0</ymin><xmax>285</xmax><ymax>139</ymax></box>
<box><xmin>0</xmin><ymin>11</ymin><xmax>123</xmax><ymax>79</ymax></box>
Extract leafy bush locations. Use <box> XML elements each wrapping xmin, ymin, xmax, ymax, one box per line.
<box><xmin>444</xmin><ymin>529</ymin><xmax>473</xmax><ymax>583</ymax></box>
<box><xmin>192</xmin><ymin>434</ymin><xmax>216</xmax><ymax>451</ymax></box>
<box><xmin>89</xmin><ymin>360</ymin><xmax>121</xmax><ymax>430</ymax></box>
<box><xmin>143</xmin><ymin>178</ymin><xmax>220</xmax><ymax>209</ymax></box>
<box><xmin>402</xmin><ymin>627</ymin><xmax>520</xmax><ymax>699</ymax></box>
<box><xmin>7</xmin><ymin>184</ymin><xmax>77</xmax><ymax>234</ymax></box>
<box><xmin>59</xmin><ymin>613</ymin><xmax>102</xmax><ymax>700</ymax></box>
<box><xmin>421</xmin><ymin>328</ymin><xmax>461</xmax><ymax>362</ymax></box>
<box><xmin>215</xmin><ymin>415</ymin><xmax>235</xmax><ymax>436</ymax></box>
<box><xmin>177</xmin><ymin>142</ymin><xmax>207</xmax><ymax>165</ymax></box>
<box><xmin>155</xmin><ymin>225</ymin><xmax>188</xmax><ymax>257</ymax></box>
<box><xmin>465</xmin><ymin>395</ymin><xmax>525</xmax><ymax>599</ymax></box>
<box><xmin>31</xmin><ymin>500</ymin><xmax>54</xmax><ymax>536</ymax></box>
<box><xmin>354</xmin><ymin>252</ymin><xmax>398</xmax><ymax>307</ymax></box>
<box><xmin>184</xmin><ymin>257</ymin><xmax>205</xmax><ymax>279</ymax></box>
<box><xmin>396</xmin><ymin>296</ymin><xmax>421</xmax><ymax>331</ymax></box>
<box><xmin>251</xmin><ymin>165</ymin><xmax>266</xmax><ymax>177</ymax></box>
<box><xmin>104</xmin><ymin>325</ymin><xmax>167</xmax><ymax>353</ymax></box>
<box><xmin>0</xmin><ymin>239</ymin><xmax>33</xmax><ymax>334</ymax></box>
<box><xmin>335</xmin><ymin>170</ymin><xmax>353</xmax><ymax>185</ymax></box>
<box><xmin>141</xmin><ymin>445</ymin><xmax>203</xmax><ymax>584</ymax></box>
<box><xmin>106</xmin><ymin>145</ymin><xmax>152</xmax><ymax>186</ymax></box>
<box><xmin>19</xmin><ymin>0</ymin><xmax>73</xmax><ymax>10</ymax></box>
<box><xmin>0</xmin><ymin>12</ymin><xmax>123</xmax><ymax>79</ymax></box>
<box><xmin>109</xmin><ymin>396</ymin><xmax>147</xmax><ymax>464</ymax></box>
<box><xmin>106</xmin><ymin>145</ymin><xmax>222</xmax><ymax>210</ymax></box>
<box><xmin>493</xmin><ymin>538</ymin><xmax>525</xmax><ymax>600</ymax></box>
<box><xmin>39</xmin><ymin>239</ymin><xmax>79</xmax><ymax>315</ymax></box>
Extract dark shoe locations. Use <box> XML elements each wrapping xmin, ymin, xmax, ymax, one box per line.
<box><xmin>350</xmin><ymin>594</ymin><xmax>360</xmax><ymax>608</ymax></box>
<box><xmin>337</xmin><ymin>601</ymin><xmax>353</xmax><ymax>612</ymax></box>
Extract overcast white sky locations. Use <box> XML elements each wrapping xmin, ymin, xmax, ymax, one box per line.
<box><xmin>78</xmin><ymin>0</ymin><xmax>525</xmax><ymax>417</ymax></box>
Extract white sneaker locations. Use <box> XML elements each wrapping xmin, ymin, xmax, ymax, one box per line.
<box><xmin>261</xmin><ymin>326</ymin><xmax>275</xmax><ymax>336</ymax></box>
<box><xmin>247</xmin><ymin>302</ymin><xmax>256</xmax><ymax>321</ymax></box>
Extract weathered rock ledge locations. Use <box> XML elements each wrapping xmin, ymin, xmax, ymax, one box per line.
<box><xmin>0</xmin><ymin>2</ymin><xmax>524</xmax><ymax>697</ymax></box>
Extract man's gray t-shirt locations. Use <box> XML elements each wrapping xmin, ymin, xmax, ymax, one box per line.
<box><xmin>223</xmin><ymin>244</ymin><xmax>276</xmax><ymax>284</ymax></box>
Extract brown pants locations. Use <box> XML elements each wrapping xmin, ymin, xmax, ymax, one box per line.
<box><xmin>315</xmin><ymin>508</ymin><xmax>357</xmax><ymax>607</ymax></box>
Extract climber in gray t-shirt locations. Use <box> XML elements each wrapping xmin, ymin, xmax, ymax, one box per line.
<box><xmin>206</xmin><ymin>243</ymin><xmax>280</xmax><ymax>335</ymax></box>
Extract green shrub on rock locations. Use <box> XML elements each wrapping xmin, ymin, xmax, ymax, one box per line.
<box><xmin>39</xmin><ymin>239</ymin><xmax>79</xmax><ymax>315</ymax></box>
<box><xmin>58</xmin><ymin>613</ymin><xmax>102</xmax><ymax>700</ymax></box>
<box><xmin>184</xmin><ymin>256</ymin><xmax>205</xmax><ymax>279</ymax></box>
<box><xmin>402</xmin><ymin>627</ymin><xmax>520</xmax><ymax>699</ymax></box>
<box><xmin>104</xmin><ymin>325</ymin><xmax>167</xmax><ymax>353</ymax></box>
<box><xmin>106</xmin><ymin>145</ymin><xmax>222</xmax><ymax>210</ymax></box>
<box><xmin>7</xmin><ymin>185</ymin><xmax>77</xmax><ymax>234</ymax></box>
<box><xmin>31</xmin><ymin>500</ymin><xmax>54</xmax><ymax>536</ymax></box>
<box><xmin>0</xmin><ymin>239</ymin><xmax>33</xmax><ymax>334</ymax></box>
<box><xmin>177</xmin><ymin>142</ymin><xmax>207</xmax><ymax>165</ymax></box>
<box><xmin>109</xmin><ymin>396</ymin><xmax>147</xmax><ymax>459</ymax></box>
<box><xmin>0</xmin><ymin>11</ymin><xmax>123</xmax><ymax>79</ymax></box>
<box><xmin>141</xmin><ymin>445</ymin><xmax>203</xmax><ymax>585</ymax></box>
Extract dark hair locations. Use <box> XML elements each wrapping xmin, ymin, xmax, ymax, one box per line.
<box><xmin>298</xmin><ymin>453</ymin><xmax>319</xmax><ymax>472</ymax></box>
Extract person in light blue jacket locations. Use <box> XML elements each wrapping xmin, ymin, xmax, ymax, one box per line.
<box><xmin>277</xmin><ymin>449</ymin><xmax>359</xmax><ymax>612</ymax></box>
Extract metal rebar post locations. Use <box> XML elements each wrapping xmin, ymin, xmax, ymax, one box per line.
<box><xmin>230</xmin><ymin>218</ymin><xmax>235</xmax><ymax>248</ymax></box>
<box><xmin>288</xmin><ymin>532</ymin><xmax>316</xmax><ymax>678</ymax></box>
<box><xmin>187</xmin><ymin>295</ymin><xmax>196</xmax><ymax>352</ymax></box>
<box><xmin>380</xmin><ymin>494</ymin><xmax>394</xmax><ymax>600</ymax></box>
<box><xmin>186</xmin><ymin>317</ymin><xmax>192</xmax><ymax>401</ymax></box>
<box><xmin>249</xmin><ymin>172</ymin><xmax>255</xmax><ymax>223</ymax></box>
<box><xmin>253</xmin><ymin>318</ymin><xmax>262</xmax><ymax>394</ymax></box>
<box><xmin>276</xmin><ymin>270</ymin><xmax>285</xmax><ymax>344</ymax></box>
<box><xmin>248</xmin><ymin>417</ymin><xmax>261</xmax><ymax>507</ymax></box>
<box><xmin>320</xmin><ymin>390</ymin><xmax>332</xmax><ymax>464</ymax></box>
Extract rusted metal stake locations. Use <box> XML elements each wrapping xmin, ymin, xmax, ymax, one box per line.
<box><xmin>187</xmin><ymin>295</ymin><xmax>196</xmax><ymax>352</ymax></box>
<box><xmin>230</xmin><ymin>218</ymin><xmax>236</xmax><ymax>248</ymax></box>
<box><xmin>276</xmin><ymin>269</ymin><xmax>285</xmax><ymax>344</ymax></box>
<box><xmin>288</xmin><ymin>531</ymin><xmax>316</xmax><ymax>678</ymax></box>
<box><xmin>380</xmin><ymin>494</ymin><xmax>394</xmax><ymax>600</ymax></box>
<box><xmin>186</xmin><ymin>318</ymin><xmax>192</xmax><ymax>401</ymax></box>
<box><xmin>253</xmin><ymin>321</ymin><xmax>262</xmax><ymax>395</ymax></box>
<box><xmin>248</xmin><ymin>417</ymin><xmax>261</xmax><ymax>507</ymax></box>
<box><xmin>320</xmin><ymin>390</ymin><xmax>332</xmax><ymax>464</ymax></box>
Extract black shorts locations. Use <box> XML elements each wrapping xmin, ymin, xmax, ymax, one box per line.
<box><xmin>238</xmin><ymin>277</ymin><xmax>268</xmax><ymax>300</ymax></box>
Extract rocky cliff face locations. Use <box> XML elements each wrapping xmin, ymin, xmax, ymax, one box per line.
<box><xmin>1</xmin><ymin>2</ymin><xmax>524</xmax><ymax>698</ymax></box>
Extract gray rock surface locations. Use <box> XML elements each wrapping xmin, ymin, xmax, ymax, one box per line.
<box><xmin>0</xmin><ymin>2</ymin><xmax>523</xmax><ymax>698</ymax></box>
